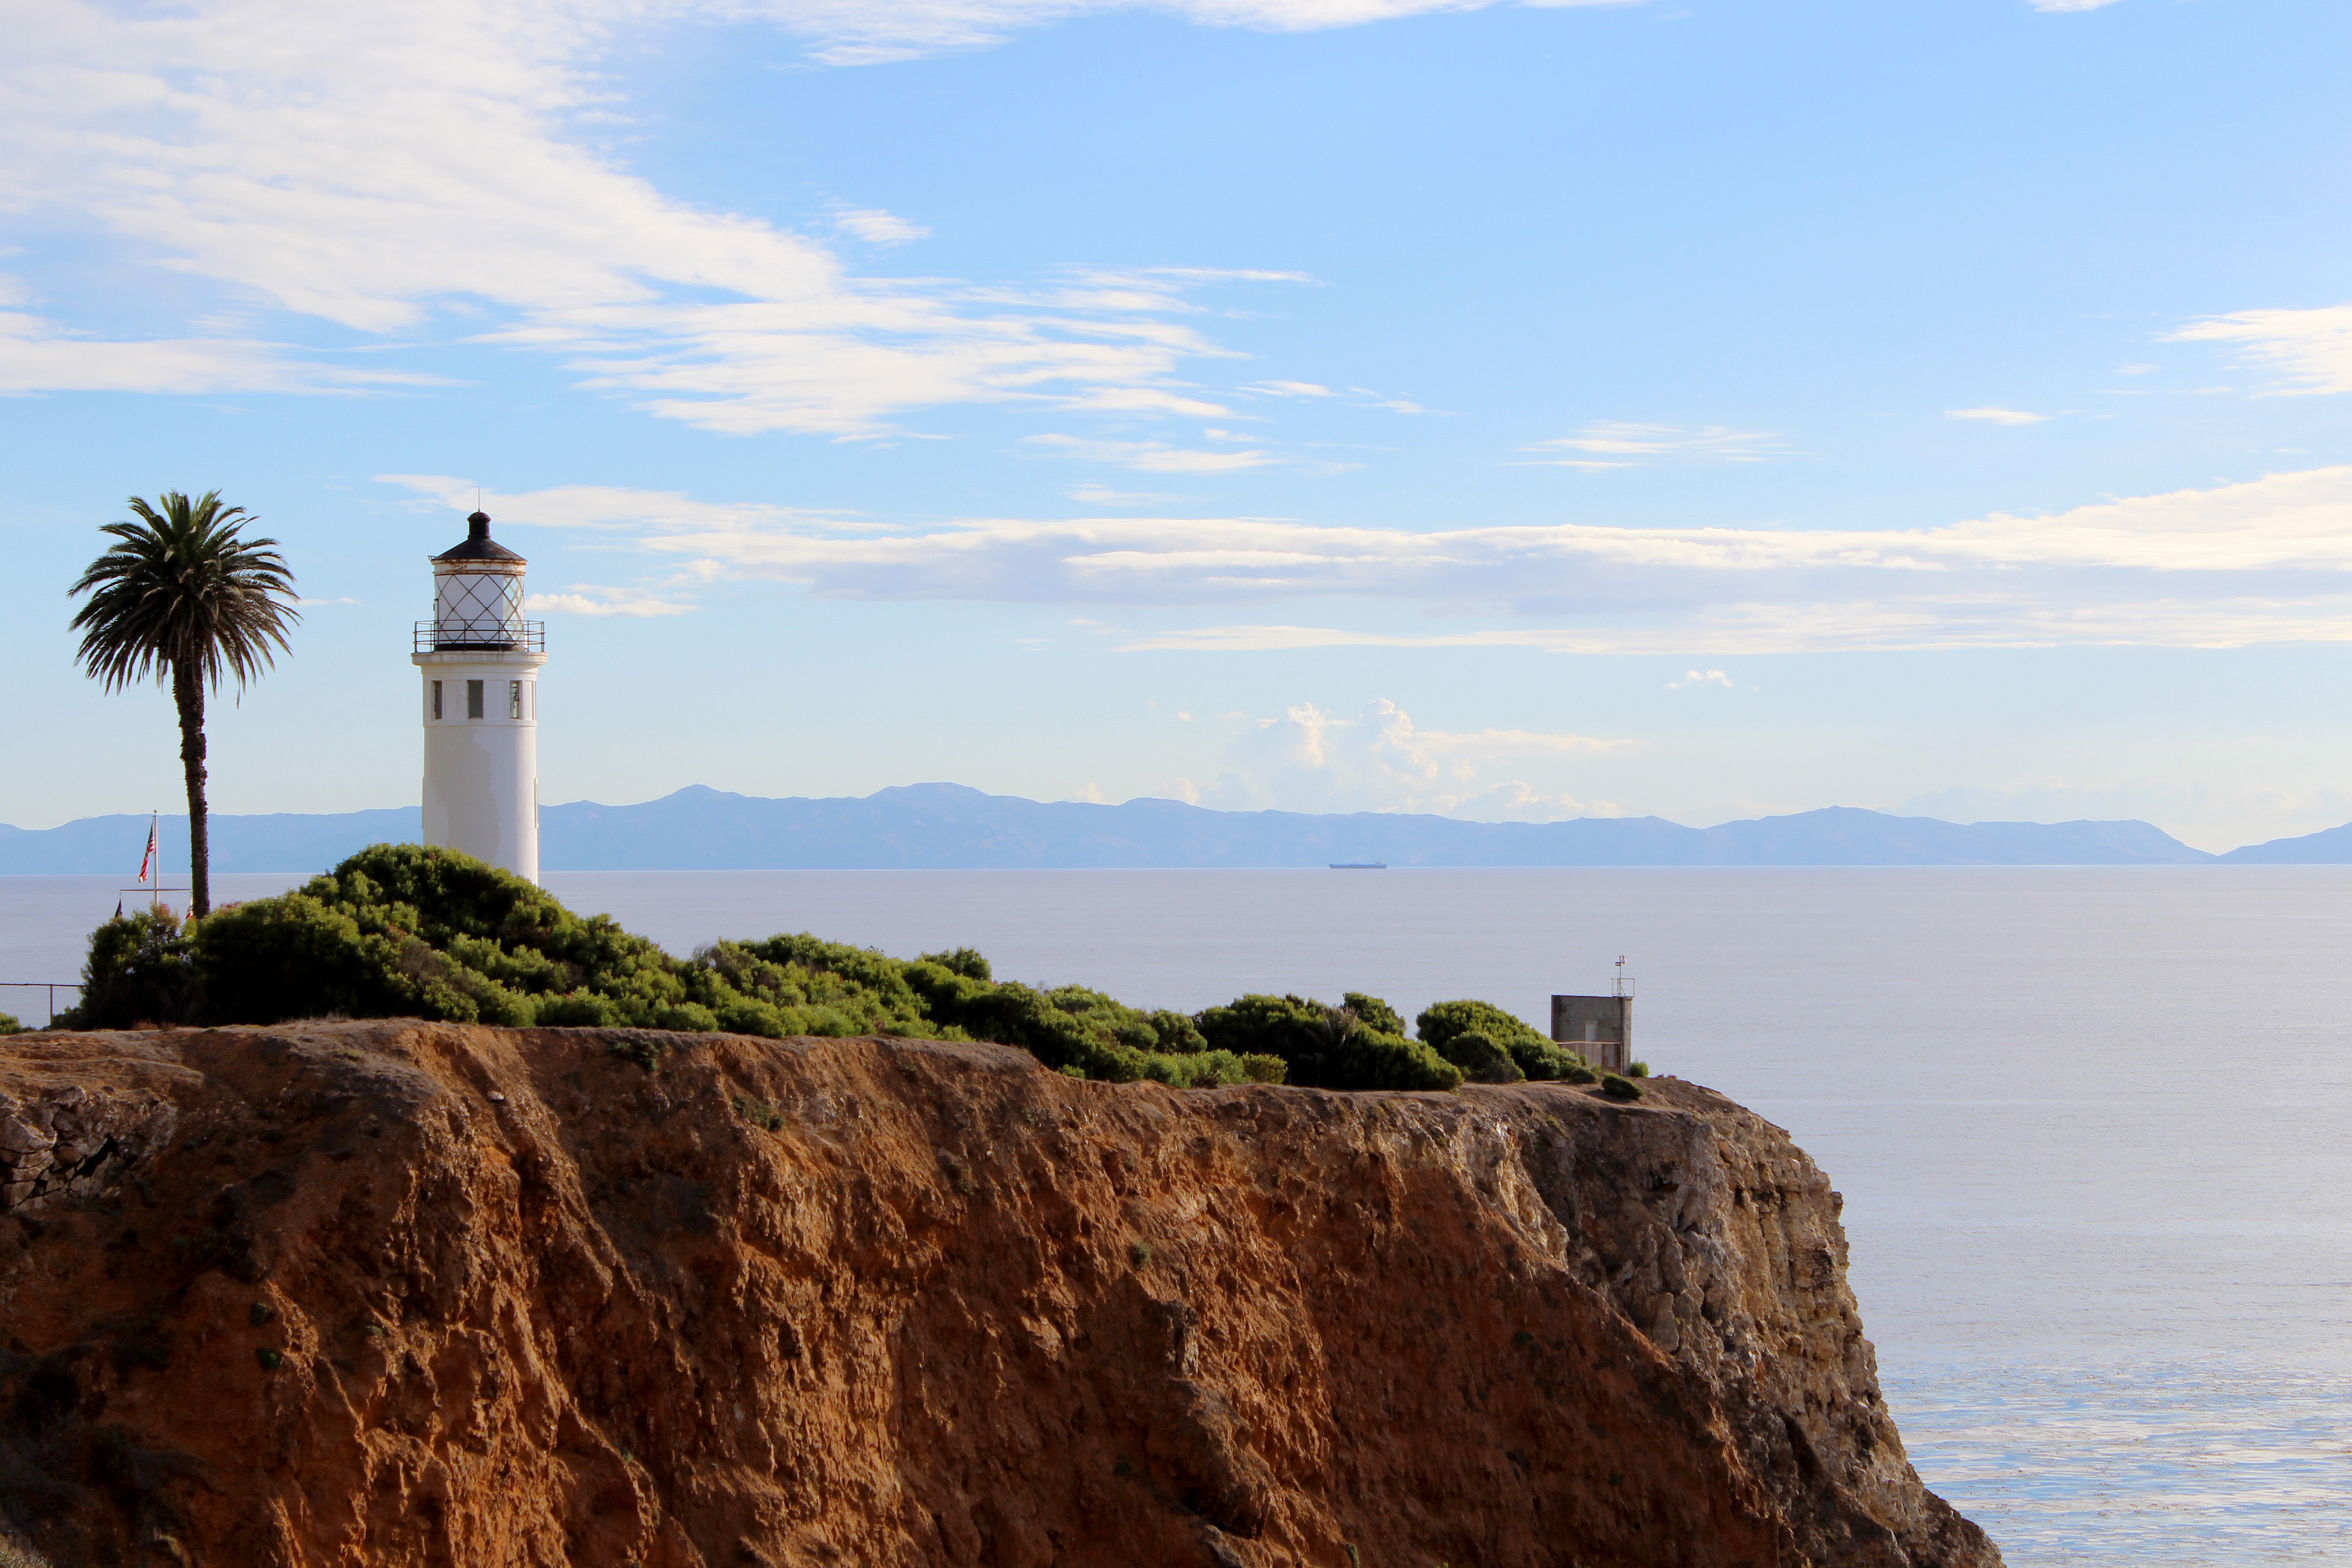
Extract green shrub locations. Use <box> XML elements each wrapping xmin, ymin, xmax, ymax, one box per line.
<box><xmin>193</xmin><ymin>894</ymin><xmax>408</xmax><ymax>1024</ymax></box>
<box><xmin>68</xmin><ymin>907</ymin><xmax>201</xmax><ymax>1028</ymax></box>
<box><xmin>0</xmin><ymin>1012</ymin><xmax>20</xmax><ymax>1036</ymax></box>
<box><xmin>1196</xmin><ymin>993</ymin><xmax>1461</xmax><ymax>1092</ymax></box>
<box><xmin>920</xmin><ymin>947</ymin><xmax>992</xmax><ymax>981</ymax></box>
<box><xmin>1628</xmin><ymin>1060</ymin><xmax>1650</xmax><ymax>1077</ymax></box>
<box><xmin>1510</xmin><ymin>1040</ymin><xmax>1592</xmax><ymax>1082</ymax></box>
<box><xmin>1436</xmin><ymin>1028</ymin><xmax>1524</xmax><ymax>1083</ymax></box>
<box><xmin>1341</xmin><ymin>991</ymin><xmax>1406</xmax><ymax>1035</ymax></box>
<box><xmin>1599</xmin><ymin>1073</ymin><xmax>1643</xmax><ymax>1101</ymax></box>
<box><xmin>1416</xmin><ymin>998</ymin><xmax>1549</xmax><ymax>1058</ymax></box>
<box><xmin>108</xmin><ymin>842</ymin><xmax>1520</xmax><ymax>1102</ymax></box>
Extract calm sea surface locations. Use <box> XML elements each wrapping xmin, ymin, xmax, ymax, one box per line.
<box><xmin>5</xmin><ymin>866</ymin><xmax>2350</xmax><ymax>1564</ymax></box>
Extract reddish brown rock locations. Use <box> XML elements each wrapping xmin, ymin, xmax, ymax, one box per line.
<box><xmin>0</xmin><ymin>1022</ymin><xmax>1999</xmax><ymax>1567</ymax></box>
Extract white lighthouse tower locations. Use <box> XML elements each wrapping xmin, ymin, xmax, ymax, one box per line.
<box><xmin>412</xmin><ymin>511</ymin><xmax>544</xmax><ymax>881</ymax></box>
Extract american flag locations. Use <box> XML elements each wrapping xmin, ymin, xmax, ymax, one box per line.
<box><xmin>136</xmin><ymin>815</ymin><xmax>157</xmax><ymax>885</ymax></box>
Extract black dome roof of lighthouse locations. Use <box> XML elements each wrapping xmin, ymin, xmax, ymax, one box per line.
<box><xmin>434</xmin><ymin>510</ymin><xmax>525</xmax><ymax>564</ymax></box>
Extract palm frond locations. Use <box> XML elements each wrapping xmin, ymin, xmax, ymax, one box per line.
<box><xmin>69</xmin><ymin>490</ymin><xmax>302</xmax><ymax>694</ymax></box>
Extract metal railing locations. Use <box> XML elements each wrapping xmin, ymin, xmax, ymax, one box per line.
<box><xmin>1</xmin><ymin>982</ymin><xmax>82</xmax><ymax>1028</ymax></box>
<box><xmin>413</xmin><ymin>620</ymin><xmax>545</xmax><ymax>654</ymax></box>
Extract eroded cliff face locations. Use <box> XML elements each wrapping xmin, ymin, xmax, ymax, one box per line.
<box><xmin>0</xmin><ymin>1024</ymin><xmax>1999</xmax><ymax>1568</ymax></box>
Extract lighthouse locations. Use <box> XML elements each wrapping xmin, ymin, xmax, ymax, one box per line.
<box><xmin>412</xmin><ymin>511</ymin><xmax>544</xmax><ymax>881</ymax></box>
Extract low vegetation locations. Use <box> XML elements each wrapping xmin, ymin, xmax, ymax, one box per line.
<box><xmin>54</xmin><ymin>843</ymin><xmax>1624</xmax><ymax>1094</ymax></box>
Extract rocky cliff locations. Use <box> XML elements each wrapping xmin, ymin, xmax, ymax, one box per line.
<box><xmin>0</xmin><ymin>1022</ymin><xmax>1999</xmax><ymax>1568</ymax></box>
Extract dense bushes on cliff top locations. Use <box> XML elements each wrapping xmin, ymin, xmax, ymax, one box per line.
<box><xmin>60</xmin><ymin>843</ymin><xmax>1590</xmax><ymax>1092</ymax></box>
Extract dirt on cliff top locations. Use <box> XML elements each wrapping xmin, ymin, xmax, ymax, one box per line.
<box><xmin>0</xmin><ymin>1022</ymin><xmax>1999</xmax><ymax>1568</ymax></box>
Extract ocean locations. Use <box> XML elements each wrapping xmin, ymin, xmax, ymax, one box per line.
<box><xmin>5</xmin><ymin>865</ymin><xmax>2349</xmax><ymax>1564</ymax></box>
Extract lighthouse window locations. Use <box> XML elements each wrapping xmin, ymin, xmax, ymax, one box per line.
<box><xmin>466</xmin><ymin>679</ymin><xmax>485</xmax><ymax>719</ymax></box>
<box><xmin>508</xmin><ymin>680</ymin><xmax>523</xmax><ymax>719</ymax></box>
<box><xmin>431</xmin><ymin>681</ymin><xmax>442</xmax><ymax>720</ymax></box>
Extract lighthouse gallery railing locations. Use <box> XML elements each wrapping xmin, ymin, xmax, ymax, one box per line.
<box><xmin>414</xmin><ymin>620</ymin><xmax>545</xmax><ymax>653</ymax></box>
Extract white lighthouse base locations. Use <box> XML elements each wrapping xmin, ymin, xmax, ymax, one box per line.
<box><xmin>414</xmin><ymin>649</ymin><xmax>546</xmax><ymax>882</ymax></box>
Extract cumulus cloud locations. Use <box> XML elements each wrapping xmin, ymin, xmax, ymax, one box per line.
<box><xmin>384</xmin><ymin>465</ymin><xmax>2352</xmax><ymax>653</ymax></box>
<box><xmin>1946</xmin><ymin>406</ymin><xmax>2050</xmax><ymax>425</ymax></box>
<box><xmin>2172</xmin><ymin>303</ymin><xmax>2352</xmax><ymax>397</ymax></box>
<box><xmin>1200</xmin><ymin>699</ymin><xmax>1634</xmax><ymax>818</ymax></box>
<box><xmin>1522</xmin><ymin>422</ymin><xmax>1785</xmax><ymax>469</ymax></box>
<box><xmin>1665</xmin><ymin>669</ymin><xmax>1733</xmax><ymax>689</ymax></box>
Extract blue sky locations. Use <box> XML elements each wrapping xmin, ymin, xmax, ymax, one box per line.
<box><xmin>4</xmin><ymin>0</ymin><xmax>2349</xmax><ymax>850</ymax></box>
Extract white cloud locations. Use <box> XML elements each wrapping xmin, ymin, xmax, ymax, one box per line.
<box><xmin>1946</xmin><ymin>406</ymin><xmax>2050</xmax><ymax>425</ymax></box>
<box><xmin>1200</xmin><ymin>698</ymin><xmax>1633</xmax><ymax>818</ymax></box>
<box><xmin>832</xmin><ymin>205</ymin><xmax>930</xmax><ymax>244</ymax></box>
<box><xmin>1024</xmin><ymin>434</ymin><xmax>1284</xmax><ymax>472</ymax></box>
<box><xmin>525</xmin><ymin>586</ymin><xmax>697</xmax><ymax>617</ymax></box>
<box><xmin>1069</xmin><ymin>483</ymin><xmax>1175</xmax><ymax>505</ymax></box>
<box><xmin>379</xmin><ymin>473</ymin><xmax>857</xmax><ymax>534</ymax></box>
<box><xmin>1665</xmin><ymin>668</ymin><xmax>1733</xmax><ymax>689</ymax></box>
<box><xmin>389</xmin><ymin>463</ymin><xmax>2352</xmax><ymax>654</ymax></box>
<box><xmin>0</xmin><ymin>305</ymin><xmax>438</xmax><ymax>395</ymax></box>
<box><xmin>2171</xmin><ymin>303</ymin><xmax>2352</xmax><ymax>396</ymax></box>
<box><xmin>2028</xmin><ymin>0</ymin><xmax>2125</xmax><ymax>10</ymax></box>
<box><xmin>755</xmin><ymin>0</ymin><xmax>1644</xmax><ymax>66</ymax></box>
<box><xmin>1248</xmin><ymin>380</ymin><xmax>1335</xmax><ymax>397</ymax></box>
<box><xmin>0</xmin><ymin>1</ymin><xmax>1320</xmax><ymax>434</ymax></box>
<box><xmin>1522</xmin><ymin>422</ymin><xmax>1785</xmax><ymax>469</ymax></box>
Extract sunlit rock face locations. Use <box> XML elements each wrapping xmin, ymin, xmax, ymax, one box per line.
<box><xmin>0</xmin><ymin>1022</ymin><xmax>1999</xmax><ymax>1568</ymax></box>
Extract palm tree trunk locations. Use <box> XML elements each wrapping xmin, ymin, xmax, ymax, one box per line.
<box><xmin>174</xmin><ymin>664</ymin><xmax>210</xmax><ymax>917</ymax></box>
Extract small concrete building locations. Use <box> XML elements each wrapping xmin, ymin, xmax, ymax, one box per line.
<box><xmin>1552</xmin><ymin>993</ymin><xmax>1631</xmax><ymax>1075</ymax></box>
<box><xmin>412</xmin><ymin>512</ymin><xmax>544</xmax><ymax>882</ymax></box>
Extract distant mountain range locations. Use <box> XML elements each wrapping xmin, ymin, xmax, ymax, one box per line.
<box><xmin>7</xmin><ymin>783</ymin><xmax>2352</xmax><ymax>872</ymax></box>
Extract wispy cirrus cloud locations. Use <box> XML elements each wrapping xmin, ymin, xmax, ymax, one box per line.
<box><xmin>1022</xmin><ymin>431</ymin><xmax>1352</xmax><ymax>474</ymax></box>
<box><xmin>2172</xmin><ymin>303</ymin><xmax>2352</xmax><ymax>397</ymax></box>
<box><xmin>400</xmin><ymin>466</ymin><xmax>2352</xmax><ymax>653</ymax></box>
<box><xmin>1522</xmin><ymin>421</ymin><xmax>1786</xmax><ymax>470</ymax></box>
<box><xmin>1946</xmin><ymin>406</ymin><xmax>2051</xmax><ymax>425</ymax></box>
<box><xmin>830</xmin><ymin>205</ymin><xmax>931</xmax><ymax>244</ymax></box>
<box><xmin>0</xmin><ymin>295</ymin><xmax>441</xmax><ymax>395</ymax></box>
<box><xmin>757</xmin><ymin>0</ymin><xmax>1648</xmax><ymax>66</ymax></box>
<box><xmin>0</xmin><ymin>0</ymin><xmax>1353</xmax><ymax>435</ymax></box>
<box><xmin>525</xmin><ymin>587</ymin><xmax>698</xmax><ymax>617</ymax></box>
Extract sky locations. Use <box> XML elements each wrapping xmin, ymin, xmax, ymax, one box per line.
<box><xmin>3</xmin><ymin>0</ymin><xmax>2350</xmax><ymax>852</ymax></box>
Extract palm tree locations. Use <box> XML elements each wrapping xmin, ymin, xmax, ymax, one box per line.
<box><xmin>70</xmin><ymin>491</ymin><xmax>300</xmax><ymax>917</ymax></box>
